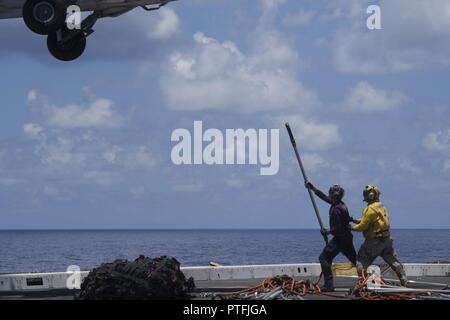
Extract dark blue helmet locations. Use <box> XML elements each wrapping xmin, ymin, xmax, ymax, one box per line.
<box><xmin>329</xmin><ymin>185</ymin><xmax>344</xmax><ymax>202</ymax></box>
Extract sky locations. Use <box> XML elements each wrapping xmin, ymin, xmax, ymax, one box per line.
<box><xmin>0</xmin><ymin>0</ymin><xmax>450</xmax><ymax>229</ymax></box>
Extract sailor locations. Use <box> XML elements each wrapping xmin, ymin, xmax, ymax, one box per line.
<box><xmin>352</xmin><ymin>185</ymin><xmax>408</xmax><ymax>286</ymax></box>
<box><xmin>305</xmin><ymin>181</ymin><xmax>358</xmax><ymax>292</ymax></box>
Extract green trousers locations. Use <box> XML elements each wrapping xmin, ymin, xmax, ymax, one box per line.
<box><xmin>357</xmin><ymin>236</ymin><xmax>408</xmax><ymax>285</ymax></box>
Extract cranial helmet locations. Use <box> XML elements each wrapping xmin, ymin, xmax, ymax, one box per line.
<box><xmin>363</xmin><ymin>185</ymin><xmax>380</xmax><ymax>202</ymax></box>
<box><xmin>329</xmin><ymin>184</ymin><xmax>345</xmax><ymax>202</ymax></box>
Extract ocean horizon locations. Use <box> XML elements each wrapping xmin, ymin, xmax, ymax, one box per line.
<box><xmin>1</xmin><ymin>229</ymin><xmax>449</xmax><ymax>274</ymax></box>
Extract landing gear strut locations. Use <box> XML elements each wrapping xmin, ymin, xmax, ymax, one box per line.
<box><xmin>46</xmin><ymin>11</ymin><xmax>99</xmax><ymax>61</ymax></box>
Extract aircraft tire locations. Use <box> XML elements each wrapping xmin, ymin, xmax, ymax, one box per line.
<box><xmin>23</xmin><ymin>0</ymin><xmax>67</xmax><ymax>35</ymax></box>
<box><xmin>47</xmin><ymin>30</ymin><xmax>86</xmax><ymax>61</ymax></box>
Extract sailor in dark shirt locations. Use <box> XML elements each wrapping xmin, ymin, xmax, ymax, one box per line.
<box><xmin>305</xmin><ymin>181</ymin><xmax>357</xmax><ymax>292</ymax></box>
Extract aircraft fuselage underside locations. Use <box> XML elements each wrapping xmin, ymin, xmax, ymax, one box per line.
<box><xmin>0</xmin><ymin>0</ymin><xmax>175</xmax><ymax>60</ymax></box>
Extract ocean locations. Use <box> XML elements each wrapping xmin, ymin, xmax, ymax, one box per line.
<box><xmin>0</xmin><ymin>229</ymin><xmax>449</xmax><ymax>273</ymax></box>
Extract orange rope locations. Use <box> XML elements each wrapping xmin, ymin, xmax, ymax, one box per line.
<box><xmin>219</xmin><ymin>274</ymin><xmax>437</xmax><ymax>300</ymax></box>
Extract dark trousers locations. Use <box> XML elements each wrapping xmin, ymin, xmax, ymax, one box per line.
<box><xmin>319</xmin><ymin>235</ymin><xmax>357</xmax><ymax>288</ymax></box>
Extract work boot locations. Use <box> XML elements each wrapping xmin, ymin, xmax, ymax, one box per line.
<box><xmin>400</xmin><ymin>277</ymin><xmax>408</xmax><ymax>287</ymax></box>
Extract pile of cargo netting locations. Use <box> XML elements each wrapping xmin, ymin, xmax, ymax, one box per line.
<box><xmin>76</xmin><ymin>255</ymin><xmax>195</xmax><ymax>300</ymax></box>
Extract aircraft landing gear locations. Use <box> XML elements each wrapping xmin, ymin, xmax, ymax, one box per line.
<box><xmin>23</xmin><ymin>0</ymin><xmax>66</xmax><ymax>35</ymax></box>
<box><xmin>46</xmin><ymin>12</ymin><xmax>99</xmax><ymax>61</ymax></box>
<box><xmin>47</xmin><ymin>28</ymin><xmax>86</xmax><ymax>61</ymax></box>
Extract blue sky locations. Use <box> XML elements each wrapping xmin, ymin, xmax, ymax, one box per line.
<box><xmin>1</xmin><ymin>0</ymin><xmax>450</xmax><ymax>229</ymax></box>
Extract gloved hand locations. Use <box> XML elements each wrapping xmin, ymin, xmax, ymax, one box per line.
<box><xmin>351</xmin><ymin>217</ymin><xmax>361</xmax><ymax>224</ymax></box>
<box><xmin>305</xmin><ymin>181</ymin><xmax>315</xmax><ymax>191</ymax></box>
<box><xmin>320</xmin><ymin>228</ymin><xmax>329</xmax><ymax>236</ymax></box>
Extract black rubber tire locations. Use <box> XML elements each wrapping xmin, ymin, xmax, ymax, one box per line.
<box><xmin>23</xmin><ymin>0</ymin><xmax>66</xmax><ymax>35</ymax></box>
<box><xmin>47</xmin><ymin>30</ymin><xmax>86</xmax><ymax>61</ymax></box>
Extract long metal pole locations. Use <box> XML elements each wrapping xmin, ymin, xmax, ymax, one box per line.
<box><xmin>285</xmin><ymin>123</ymin><xmax>328</xmax><ymax>244</ymax></box>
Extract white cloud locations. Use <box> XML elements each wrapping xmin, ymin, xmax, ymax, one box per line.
<box><xmin>31</xmin><ymin>131</ymin><xmax>158</xmax><ymax>173</ymax></box>
<box><xmin>302</xmin><ymin>153</ymin><xmax>329</xmax><ymax>172</ymax></box>
<box><xmin>226</xmin><ymin>174</ymin><xmax>246</xmax><ymax>189</ymax></box>
<box><xmin>423</xmin><ymin>130</ymin><xmax>450</xmax><ymax>153</ymax></box>
<box><xmin>36</xmin><ymin>136</ymin><xmax>158</xmax><ymax>170</ymax></box>
<box><xmin>332</xmin><ymin>0</ymin><xmax>450</xmax><ymax>74</ymax></box>
<box><xmin>444</xmin><ymin>160</ymin><xmax>450</xmax><ymax>172</ymax></box>
<box><xmin>283</xmin><ymin>115</ymin><xmax>342</xmax><ymax>151</ymax></box>
<box><xmin>102</xmin><ymin>145</ymin><xmax>159</xmax><ymax>169</ymax></box>
<box><xmin>26</xmin><ymin>89</ymin><xmax>48</xmax><ymax>109</ymax></box>
<box><xmin>262</xmin><ymin>0</ymin><xmax>285</xmax><ymax>10</ymax></box>
<box><xmin>251</xmin><ymin>31</ymin><xmax>300</xmax><ymax>69</ymax></box>
<box><xmin>344</xmin><ymin>81</ymin><xmax>408</xmax><ymax>112</ymax></box>
<box><xmin>83</xmin><ymin>170</ymin><xmax>119</xmax><ymax>186</ymax></box>
<box><xmin>423</xmin><ymin>129</ymin><xmax>450</xmax><ymax>172</ymax></box>
<box><xmin>398</xmin><ymin>159</ymin><xmax>421</xmax><ymax>175</ymax></box>
<box><xmin>24</xmin><ymin>123</ymin><xmax>44</xmax><ymax>139</ymax></box>
<box><xmin>42</xmin><ymin>185</ymin><xmax>72</xmax><ymax>199</ymax></box>
<box><xmin>161</xmin><ymin>31</ymin><xmax>318</xmax><ymax>112</ymax></box>
<box><xmin>26</xmin><ymin>89</ymin><xmax>126</xmax><ymax>129</ymax></box>
<box><xmin>147</xmin><ymin>8</ymin><xmax>180</xmax><ymax>40</ymax></box>
<box><xmin>47</xmin><ymin>98</ymin><xmax>125</xmax><ymax>129</ymax></box>
<box><xmin>376</xmin><ymin>158</ymin><xmax>421</xmax><ymax>177</ymax></box>
<box><xmin>128</xmin><ymin>146</ymin><xmax>158</xmax><ymax>169</ymax></box>
<box><xmin>22</xmin><ymin>89</ymin><xmax>159</xmax><ymax>183</ymax></box>
<box><xmin>27</xmin><ymin>90</ymin><xmax>38</xmax><ymax>104</ymax></box>
<box><xmin>284</xmin><ymin>10</ymin><xmax>315</xmax><ymax>26</ymax></box>
<box><xmin>103</xmin><ymin>146</ymin><xmax>121</xmax><ymax>163</ymax></box>
<box><xmin>37</xmin><ymin>137</ymin><xmax>87</xmax><ymax>166</ymax></box>
<box><xmin>324</xmin><ymin>0</ymin><xmax>368</xmax><ymax>22</ymax></box>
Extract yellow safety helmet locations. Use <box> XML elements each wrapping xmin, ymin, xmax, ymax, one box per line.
<box><xmin>363</xmin><ymin>185</ymin><xmax>380</xmax><ymax>202</ymax></box>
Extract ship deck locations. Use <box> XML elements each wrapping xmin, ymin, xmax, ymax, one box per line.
<box><xmin>1</xmin><ymin>275</ymin><xmax>449</xmax><ymax>300</ymax></box>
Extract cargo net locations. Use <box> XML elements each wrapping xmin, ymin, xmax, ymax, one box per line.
<box><xmin>214</xmin><ymin>274</ymin><xmax>450</xmax><ymax>301</ymax></box>
<box><xmin>76</xmin><ymin>255</ymin><xmax>195</xmax><ymax>300</ymax></box>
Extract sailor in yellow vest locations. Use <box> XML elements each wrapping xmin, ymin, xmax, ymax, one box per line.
<box><xmin>352</xmin><ymin>185</ymin><xmax>408</xmax><ymax>286</ymax></box>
